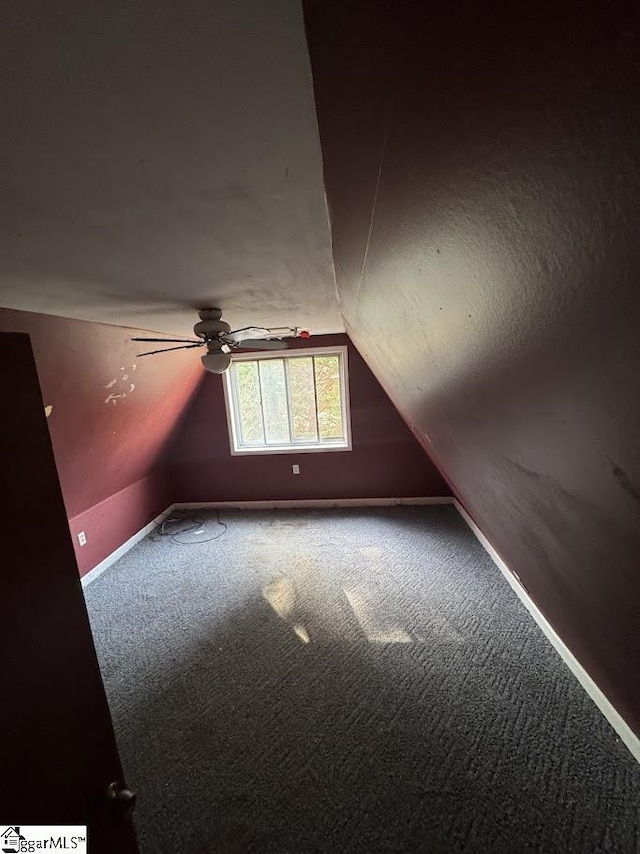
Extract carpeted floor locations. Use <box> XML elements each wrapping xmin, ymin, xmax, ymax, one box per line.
<box><xmin>84</xmin><ymin>506</ymin><xmax>640</xmax><ymax>853</ymax></box>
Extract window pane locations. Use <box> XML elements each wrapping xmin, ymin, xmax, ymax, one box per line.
<box><xmin>234</xmin><ymin>361</ymin><xmax>264</xmax><ymax>445</ymax></box>
<box><xmin>314</xmin><ymin>355</ymin><xmax>344</xmax><ymax>440</ymax></box>
<box><xmin>259</xmin><ymin>359</ymin><xmax>290</xmax><ymax>444</ymax></box>
<box><xmin>288</xmin><ymin>357</ymin><xmax>318</xmax><ymax>442</ymax></box>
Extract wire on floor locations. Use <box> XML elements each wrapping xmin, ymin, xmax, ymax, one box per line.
<box><xmin>151</xmin><ymin>510</ymin><xmax>227</xmax><ymax>545</ymax></box>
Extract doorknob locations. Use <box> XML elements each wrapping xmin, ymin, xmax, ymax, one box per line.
<box><xmin>105</xmin><ymin>781</ymin><xmax>136</xmax><ymax>821</ymax></box>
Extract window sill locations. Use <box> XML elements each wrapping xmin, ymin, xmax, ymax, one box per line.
<box><xmin>230</xmin><ymin>442</ymin><xmax>352</xmax><ymax>456</ymax></box>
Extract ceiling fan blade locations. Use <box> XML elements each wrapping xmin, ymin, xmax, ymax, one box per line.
<box><xmin>137</xmin><ymin>343</ymin><xmax>204</xmax><ymax>356</ymax></box>
<box><xmin>223</xmin><ymin>326</ymin><xmax>272</xmax><ymax>343</ymax></box>
<box><xmin>235</xmin><ymin>338</ymin><xmax>288</xmax><ymax>350</ymax></box>
<box><xmin>132</xmin><ymin>337</ymin><xmax>201</xmax><ymax>344</ymax></box>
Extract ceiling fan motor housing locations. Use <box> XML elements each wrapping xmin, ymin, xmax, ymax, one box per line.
<box><xmin>194</xmin><ymin>318</ymin><xmax>231</xmax><ymax>339</ymax></box>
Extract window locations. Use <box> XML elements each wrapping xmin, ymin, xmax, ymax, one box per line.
<box><xmin>223</xmin><ymin>346</ymin><xmax>352</xmax><ymax>454</ymax></box>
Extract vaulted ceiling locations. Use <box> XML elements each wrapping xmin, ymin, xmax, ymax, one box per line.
<box><xmin>1</xmin><ymin>0</ymin><xmax>341</xmax><ymax>337</ymax></box>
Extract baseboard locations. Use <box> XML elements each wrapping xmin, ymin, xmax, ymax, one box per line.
<box><xmin>80</xmin><ymin>507</ymin><xmax>173</xmax><ymax>589</ymax></box>
<box><xmin>171</xmin><ymin>497</ymin><xmax>454</xmax><ymax>511</ymax></box>
<box><xmin>452</xmin><ymin>499</ymin><xmax>640</xmax><ymax>764</ymax></box>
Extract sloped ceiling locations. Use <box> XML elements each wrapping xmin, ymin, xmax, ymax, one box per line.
<box><xmin>304</xmin><ymin>1</ymin><xmax>640</xmax><ymax>734</ymax></box>
<box><xmin>0</xmin><ymin>0</ymin><xmax>341</xmax><ymax>337</ymax></box>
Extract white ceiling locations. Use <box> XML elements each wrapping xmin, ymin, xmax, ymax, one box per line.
<box><xmin>0</xmin><ymin>1</ymin><xmax>342</xmax><ymax>337</ymax></box>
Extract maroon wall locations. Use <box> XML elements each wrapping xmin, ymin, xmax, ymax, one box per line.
<box><xmin>68</xmin><ymin>471</ymin><xmax>171</xmax><ymax>577</ymax></box>
<box><xmin>304</xmin><ymin>3</ymin><xmax>640</xmax><ymax>733</ymax></box>
<box><xmin>0</xmin><ymin>308</ymin><xmax>203</xmax><ymax>575</ymax></box>
<box><xmin>167</xmin><ymin>334</ymin><xmax>447</xmax><ymax>501</ymax></box>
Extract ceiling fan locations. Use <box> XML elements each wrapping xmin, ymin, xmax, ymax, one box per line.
<box><xmin>132</xmin><ymin>308</ymin><xmax>310</xmax><ymax>374</ymax></box>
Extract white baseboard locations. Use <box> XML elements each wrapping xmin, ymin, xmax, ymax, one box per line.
<box><xmin>453</xmin><ymin>499</ymin><xmax>640</xmax><ymax>764</ymax></box>
<box><xmin>171</xmin><ymin>497</ymin><xmax>454</xmax><ymax>511</ymax></box>
<box><xmin>80</xmin><ymin>507</ymin><xmax>173</xmax><ymax>589</ymax></box>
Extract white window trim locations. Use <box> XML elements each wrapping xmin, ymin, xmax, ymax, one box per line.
<box><xmin>222</xmin><ymin>345</ymin><xmax>353</xmax><ymax>456</ymax></box>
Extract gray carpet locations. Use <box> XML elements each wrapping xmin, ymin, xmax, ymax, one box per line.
<box><xmin>84</xmin><ymin>506</ymin><xmax>640</xmax><ymax>853</ymax></box>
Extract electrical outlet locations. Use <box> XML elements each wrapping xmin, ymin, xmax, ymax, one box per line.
<box><xmin>292</xmin><ymin>464</ymin><xmax>300</xmax><ymax>475</ymax></box>
<box><xmin>78</xmin><ymin>531</ymin><xmax>87</xmax><ymax>546</ymax></box>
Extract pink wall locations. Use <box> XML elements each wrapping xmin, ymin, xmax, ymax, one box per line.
<box><xmin>68</xmin><ymin>471</ymin><xmax>171</xmax><ymax>577</ymax></box>
<box><xmin>166</xmin><ymin>335</ymin><xmax>448</xmax><ymax>501</ymax></box>
<box><xmin>0</xmin><ymin>308</ymin><xmax>203</xmax><ymax>575</ymax></box>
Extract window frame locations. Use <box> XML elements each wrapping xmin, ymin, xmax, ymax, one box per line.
<box><xmin>222</xmin><ymin>345</ymin><xmax>353</xmax><ymax>456</ymax></box>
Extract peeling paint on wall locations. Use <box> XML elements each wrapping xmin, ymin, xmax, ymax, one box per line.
<box><xmin>103</xmin><ymin>365</ymin><xmax>138</xmax><ymax>404</ymax></box>
<box><xmin>0</xmin><ymin>306</ymin><xmax>205</xmax><ymax>548</ymax></box>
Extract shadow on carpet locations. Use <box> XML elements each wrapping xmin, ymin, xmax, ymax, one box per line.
<box><xmin>84</xmin><ymin>506</ymin><xmax>640</xmax><ymax>853</ymax></box>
